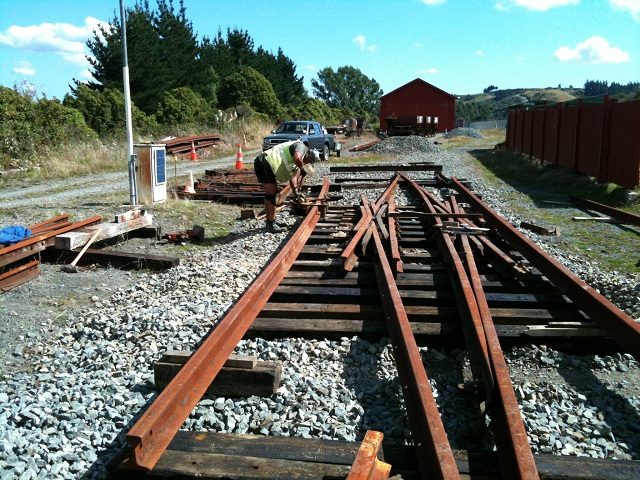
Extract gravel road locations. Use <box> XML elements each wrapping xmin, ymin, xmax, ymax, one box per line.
<box><xmin>0</xmin><ymin>152</ymin><xmax>245</xmax><ymax>209</ymax></box>
<box><xmin>0</xmin><ymin>136</ymin><xmax>638</xmax><ymax>479</ymax></box>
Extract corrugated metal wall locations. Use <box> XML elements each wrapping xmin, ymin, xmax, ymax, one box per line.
<box><xmin>506</xmin><ymin>99</ymin><xmax>640</xmax><ymax>189</ymax></box>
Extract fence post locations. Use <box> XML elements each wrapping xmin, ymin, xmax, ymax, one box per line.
<box><xmin>540</xmin><ymin>106</ymin><xmax>547</xmax><ymax>165</ymax></box>
<box><xmin>554</xmin><ymin>103</ymin><xmax>564</xmax><ymax>166</ymax></box>
<box><xmin>529</xmin><ymin>108</ymin><xmax>535</xmax><ymax>159</ymax></box>
<box><xmin>572</xmin><ymin>99</ymin><xmax>583</xmax><ymax>171</ymax></box>
<box><xmin>599</xmin><ymin>96</ymin><xmax>614</xmax><ymax>184</ymax></box>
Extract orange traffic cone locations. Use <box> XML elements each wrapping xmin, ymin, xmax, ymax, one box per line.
<box><xmin>235</xmin><ymin>143</ymin><xmax>244</xmax><ymax>170</ymax></box>
<box><xmin>190</xmin><ymin>142</ymin><xmax>198</xmax><ymax>161</ymax></box>
<box><xmin>184</xmin><ymin>171</ymin><xmax>195</xmax><ymax>194</ymax></box>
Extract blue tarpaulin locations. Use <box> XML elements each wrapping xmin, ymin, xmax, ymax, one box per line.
<box><xmin>0</xmin><ymin>226</ymin><xmax>32</xmax><ymax>246</ymax></box>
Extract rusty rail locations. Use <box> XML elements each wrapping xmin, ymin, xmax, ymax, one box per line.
<box><xmin>124</xmin><ymin>178</ymin><xmax>331</xmax><ymax>471</ymax></box>
<box><xmin>452</xmin><ymin>177</ymin><xmax>640</xmax><ymax>356</ymax></box>
<box><xmin>404</xmin><ymin>176</ymin><xmax>539</xmax><ymax>479</ymax></box>
<box><xmin>369</xmin><ymin>216</ymin><xmax>461</xmax><ymax>479</ymax></box>
<box><xmin>346</xmin><ymin>431</ymin><xmax>391</xmax><ymax>480</ymax></box>
<box><xmin>0</xmin><ymin>215</ymin><xmax>102</xmax><ymax>266</ymax></box>
<box><xmin>569</xmin><ymin>195</ymin><xmax>640</xmax><ymax>227</ymax></box>
<box><xmin>0</xmin><ymin>258</ymin><xmax>40</xmax><ymax>292</ymax></box>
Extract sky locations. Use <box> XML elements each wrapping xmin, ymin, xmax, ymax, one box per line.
<box><xmin>1</xmin><ymin>0</ymin><xmax>639</xmax><ymax>101</ymax></box>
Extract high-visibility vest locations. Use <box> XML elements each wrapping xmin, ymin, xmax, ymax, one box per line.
<box><xmin>265</xmin><ymin>141</ymin><xmax>300</xmax><ymax>182</ymax></box>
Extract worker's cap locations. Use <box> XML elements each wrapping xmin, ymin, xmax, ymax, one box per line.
<box><xmin>307</xmin><ymin>149</ymin><xmax>320</xmax><ymax>163</ymax></box>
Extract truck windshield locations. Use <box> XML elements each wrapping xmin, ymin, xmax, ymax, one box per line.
<box><xmin>275</xmin><ymin>122</ymin><xmax>307</xmax><ymax>134</ymax></box>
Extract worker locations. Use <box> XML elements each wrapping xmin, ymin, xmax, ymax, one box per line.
<box><xmin>253</xmin><ymin>140</ymin><xmax>318</xmax><ymax>233</ymax></box>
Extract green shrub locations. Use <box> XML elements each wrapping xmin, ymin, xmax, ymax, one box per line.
<box><xmin>217</xmin><ymin>67</ymin><xmax>281</xmax><ymax>119</ymax></box>
<box><xmin>63</xmin><ymin>84</ymin><xmax>157</xmax><ymax>138</ymax></box>
<box><xmin>155</xmin><ymin>87</ymin><xmax>212</xmax><ymax>127</ymax></box>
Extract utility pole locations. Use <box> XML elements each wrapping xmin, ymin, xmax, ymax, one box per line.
<box><xmin>120</xmin><ymin>0</ymin><xmax>137</xmax><ymax>206</ymax></box>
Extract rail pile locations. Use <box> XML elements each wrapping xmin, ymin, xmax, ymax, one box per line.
<box><xmin>0</xmin><ymin>214</ymin><xmax>101</xmax><ymax>291</ymax></box>
<box><xmin>175</xmin><ymin>168</ymin><xmax>293</xmax><ymax>205</ymax></box>
<box><xmin>111</xmin><ymin>169</ymin><xmax>640</xmax><ymax>479</ymax></box>
<box><xmin>163</xmin><ymin>134</ymin><xmax>222</xmax><ymax>156</ymax></box>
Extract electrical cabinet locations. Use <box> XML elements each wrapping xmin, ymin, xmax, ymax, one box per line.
<box><xmin>134</xmin><ymin>143</ymin><xmax>167</xmax><ymax>204</ymax></box>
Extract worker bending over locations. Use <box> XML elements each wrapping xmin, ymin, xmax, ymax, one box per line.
<box><xmin>253</xmin><ymin>140</ymin><xmax>318</xmax><ymax>233</ymax></box>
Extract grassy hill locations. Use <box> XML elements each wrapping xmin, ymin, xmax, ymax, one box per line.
<box><xmin>456</xmin><ymin>87</ymin><xmax>580</xmax><ymax>121</ymax></box>
<box><xmin>456</xmin><ymin>85</ymin><xmax>639</xmax><ymax>122</ymax></box>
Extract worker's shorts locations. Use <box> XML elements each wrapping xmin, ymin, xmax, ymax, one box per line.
<box><xmin>254</xmin><ymin>153</ymin><xmax>277</xmax><ymax>185</ymax></box>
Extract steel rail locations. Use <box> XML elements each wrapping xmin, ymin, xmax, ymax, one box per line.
<box><xmin>124</xmin><ymin>178</ymin><xmax>331</xmax><ymax>471</ymax></box>
<box><xmin>0</xmin><ymin>216</ymin><xmax>103</xmax><ymax>269</ymax></box>
<box><xmin>340</xmin><ymin>176</ymin><xmax>400</xmax><ymax>271</ymax></box>
<box><xmin>0</xmin><ymin>258</ymin><xmax>40</xmax><ymax>292</ymax></box>
<box><xmin>346</xmin><ymin>430</ymin><xmax>391</xmax><ymax>480</ymax></box>
<box><xmin>400</xmin><ymin>175</ymin><xmax>490</xmax><ymax>373</ymax></box>
<box><xmin>404</xmin><ymin>176</ymin><xmax>539</xmax><ymax>479</ymax></box>
<box><xmin>569</xmin><ymin>195</ymin><xmax>640</xmax><ymax>227</ymax></box>
<box><xmin>451</xmin><ymin>177</ymin><xmax>640</xmax><ymax>356</ymax></box>
<box><xmin>387</xmin><ymin>196</ymin><xmax>403</xmax><ymax>273</ymax></box>
<box><xmin>369</xmin><ymin>207</ymin><xmax>461</xmax><ymax>480</ymax></box>
<box><xmin>452</xmin><ymin>198</ymin><xmax>539</xmax><ymax>479</ymax></box>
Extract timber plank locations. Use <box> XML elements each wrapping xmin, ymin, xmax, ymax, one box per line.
<box><xmin>155</xmin><ymin>360</ymin><xmax>281</xmax><ymax>398</ymax></box>
<box><xmin>110</xmin><ymin>431</ymin><xmax>640</xmax><ymax>479</ymax></box>
<box><xmin>41</xmin><ymin>248</ymin><xmax>179</xmax><ymax>270</ymax></box>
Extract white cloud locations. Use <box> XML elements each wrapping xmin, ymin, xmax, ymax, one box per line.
<box><xmin>0</xmin><ymin>16</ymin><xmax>109</xmax><ymax>67</ymax></box>
<box><xmin>420</xmin><ymin>0</ymin><xmax>446</xmax><ymax>4</ymax></box>
<box><xmin>352</xmin><ymin>35</ymin><xmax>377</xmax><ymax>52</ymax></box>
<box><xmin>304</xmin><ymin>64</ymin><xmax>317</xmax><ymax>73</ymax></box>
<box><xmin>13</xmin><ymin>61</ymin><xmax>36</xmax><ymax>76</ymax></box>
<box><xmin>80</xmin><ymin>69</ymin><xmax>94</xmax><ymax>80</ymax></box>
<box><xmin>609</xmin><ymin>0</ymin><xmax>640</xmax><ymax>20</ymax></box>
<box><xmin>496</xmin><ymin>0</ymin><xmax>579</xmax><ymax>11</ymax></box>
<box><xmin>419</xmin><ymin>67</ymin><xmax>439</xmax><ymax>74</ymax></box>
<box><xmin>554</xmin><ymin>36</ymin><xmax>630</xmax><ymax>63</ymax></box>
<box><xmin>475</xmin><ymin>49</ymin><xmax>485</xmax><ymax>57</ymax></box>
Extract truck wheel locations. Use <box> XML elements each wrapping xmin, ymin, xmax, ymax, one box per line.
<box><xmin>321</xmin><ymin>144</ymin><xmax>330</xmax><ymax>161</ymax></box>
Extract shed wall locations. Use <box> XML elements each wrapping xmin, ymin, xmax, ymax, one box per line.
<box><xmin>380</xmin><ymin>82</ymin><xmax>455</xmax><ymax>133</ymax></box>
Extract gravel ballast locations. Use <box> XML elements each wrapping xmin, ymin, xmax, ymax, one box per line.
<box><xmin>0</xmin><ymin>136</ymin><xmax>639</xmax><ymax>478</ymax></box>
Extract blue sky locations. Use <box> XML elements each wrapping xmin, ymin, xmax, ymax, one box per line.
<box><xmin>1</xmin><ymin>0</ymin><xmax>639</xmax><ymax>100</ymax></box>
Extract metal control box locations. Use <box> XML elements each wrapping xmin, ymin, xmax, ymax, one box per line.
<box><xmin>134</xmin><ymin>143</ymin><xmax>167</xmax><ymax>204</ymax></box>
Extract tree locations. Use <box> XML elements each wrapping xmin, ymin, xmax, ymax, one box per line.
<box><xmin>64</xmin><ymin>84</ymin><xmax>155</xmax><ymax>137</ymax></box>
<box><xmin>155</xmin><ymin>87</ymin><xmax>211</xmax><ymax>126</ymax></box>
<box><xmin>200</xmin><ymin>29</ymin><xmax>306</xmax><ymax>106</ymax></box>
<box><xmin>251</xmin><ymin>47</ymin><xmax>306</xmax><ymax>105</ymax></box>
<box><xmin>311</xmin><ymin>66</ymin><xmax>382</xmax><ymax>122</ymax></box>
<box><xmin>283</xmin><ymin>98</ymin><xmax>341</xmax><ymax>126</ymax></box>
<box><xmin>0</xmin><ymin>86</ymin><xmax>96</xmax><ymax>167</ymax></box>
<box><xmin>217</xmin><ymin>67</ymin><xmax>281</xmax><ymax>118</ymax></box>
<box><xmin>483</xmin><ymin>85</ymin><xmax>498</xmax><ymax>93</ymax></box>
<box><xmin>584</xmin><ymin>80</ymin><xmax>608</xmax><ymax>97</ymax></box>
<box><xmin>85</xmin><ymin>2</ymin><xmax>169</xmax><ymax>114</ymax></box>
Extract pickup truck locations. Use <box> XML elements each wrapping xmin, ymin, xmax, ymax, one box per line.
<box><xmin>262</xmin><ymin>120</ymin><xmax>340</xmax><ymax>160</ymax></box>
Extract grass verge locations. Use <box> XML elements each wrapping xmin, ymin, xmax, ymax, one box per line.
<box><xmin>467</xmin><ymin>148</ymin><xmax>640</xmax><ymax>273</ymax></box>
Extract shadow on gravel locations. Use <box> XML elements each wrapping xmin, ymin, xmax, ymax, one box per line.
<box><xmin>557</xmin><ymin>357</ymin><xmax>640</xmax><ymax>459</ymax></box>
<box><xmin>341</xmin><ymin>337</ymin><xmax>407</xmax><ymax>442</ymax></box>
<box><xmin>80</xmin><ymin>386</ymin><xmax>159</xmax><ymax>479</ymax></box>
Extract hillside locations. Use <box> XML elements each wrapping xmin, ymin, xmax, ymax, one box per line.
<box><xmin>456</xmin><ymin>84</ymin><xmax>639</xmax><ymax>122</ymax></box>
<box><xmin>455</xmin><ymin>87</ymin><xmax>580</xmax><ymax>121</ymax></box>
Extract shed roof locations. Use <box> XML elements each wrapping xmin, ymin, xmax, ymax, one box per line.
<box><xmin>381</xmin><ymin>78</ymin><xmax>456</xmax><ymax>100</ymax></box>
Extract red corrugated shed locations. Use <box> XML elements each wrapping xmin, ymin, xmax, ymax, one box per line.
<box><xmin>380</xmin><ymin>78</ymin><xmax>456</xmax><ymax>133</ymax></box>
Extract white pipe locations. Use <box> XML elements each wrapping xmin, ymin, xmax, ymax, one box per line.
<box><xmin>120</xmin><ymin>0</ymin><xmax>137</xmax><ymax>206</ymax></box>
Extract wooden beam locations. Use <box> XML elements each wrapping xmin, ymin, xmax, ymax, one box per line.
<box><xmin>154</xmin><ymin>352</ymin><xmax>281</xmax><ymax>398</ymax></box>
<box><xmin>55</xmin><ymin>212</ymin><xmax>154</xmax><ymax>250</ymax></box>
<box><xmin>41</xmin><ymin>248</ymin><xmax>178</xmax><ymax>271</ymax></box>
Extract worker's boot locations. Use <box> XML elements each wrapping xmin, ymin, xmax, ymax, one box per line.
<box><xmin>265</xmin><ymin>220</ymin><xmax>283</xmax><ymax>233</ymax></box>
